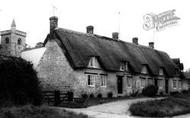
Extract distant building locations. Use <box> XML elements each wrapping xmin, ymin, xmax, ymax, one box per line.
<box><xmin>22</xmin><ymin>16</ymin><xmax>188</xmax><ymax>97</ymax></box>
<box><xmin>0</xmin><ymin>20</ymin><xmax>26</xmax><ymax>57</ymax></box>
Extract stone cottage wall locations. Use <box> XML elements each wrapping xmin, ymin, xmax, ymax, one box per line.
<box><xmin>37</xmin><ymin>40</ymin><xmax>76</xmax><ymax>92</ymax></box>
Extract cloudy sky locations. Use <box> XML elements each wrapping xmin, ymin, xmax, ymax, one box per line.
<box><xmin>0</xmin><ymin>0</ymin><xmax>190</xmax><ymax>70</ymax></box>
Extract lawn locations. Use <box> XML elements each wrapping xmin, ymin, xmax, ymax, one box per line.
<box><xmin>0</xmin><ymin>105</ymin><xmax>88</xmax><ymax>118</ymax></box>
<box><xmin>129</xmin><ymin>94</ymin><xmax>190</xmax><ymax>117</ymax></box>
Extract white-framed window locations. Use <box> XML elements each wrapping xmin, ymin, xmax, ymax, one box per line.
<box><xmin>141</xmin><ymin>77</ymin><xmax>146</xmax><ymax>87</ymax></box>
<box><xmin>127</xmin><ymin>76</ymin><xmax>132</xmax><ymax>87</ymax></box>
<box><xmin>100</xmin><ymin>74</ymin><xmax>107</xmax><ymax>87</ymax></box>
<box><xmin>87</xmin><ymin>74</ymin><xmax>96</xmax><ymax>87</ymax></box>
<box><xmin>173</xmin><ymin>80</ymin><xmax>177</xmax><ymax>89</ymax></box>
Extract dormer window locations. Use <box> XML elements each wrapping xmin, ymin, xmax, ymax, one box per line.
<box><xmin>18</xmin><ymin>38</ymin><xmax>21</xmax><ymax>45</ymax></box>
<box><xmin>88</xmin><ymin>56</ymin><xmax>101</xmax><ymax>68</ymax></box>
<box><xmin>120</xmin><ymin>61</ymin><xmax>128</xmax><ymax>71</ymax></box>
<box><xmin>141</xmin><ymin>65</ymin><xmax>148</xmax><ymax>74</ymax></box>
<box><xmin>5</xmin><ymin>37</ymin><xmax>9</xmax><ymax>44</ymax></box>
<box><xmin>159</xmin><ymin>68</ymin><xmax>164</xmax><ymax>76</ymax></box>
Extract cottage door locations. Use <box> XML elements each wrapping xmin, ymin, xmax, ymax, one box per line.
<box><xmin>117</xmin><ymin>76</ymin><xmax>123</xmax><ymax>94</ymax></box>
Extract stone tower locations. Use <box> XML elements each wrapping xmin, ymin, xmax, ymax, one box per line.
<box><xmin>0</xmin><ymin>19</ymin><xmax>26</xmax><ymax>57</ymax></box>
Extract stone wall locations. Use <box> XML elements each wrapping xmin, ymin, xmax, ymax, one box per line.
<box><xmin>37</xmin><ymin>40</ymin><xmax>76</xmax><ymax>91</ymax></box>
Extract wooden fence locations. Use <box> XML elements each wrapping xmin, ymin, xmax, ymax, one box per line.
<box><xmin>42</xmin><ymin>90</ymin><xmax>73</xmax><ymax>106</ymax></box>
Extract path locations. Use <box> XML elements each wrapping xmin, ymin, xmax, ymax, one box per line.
<box><xmin>56</xmin><ymin>97</ymin><xmax>164</xmax><ymax>118</ymax></box>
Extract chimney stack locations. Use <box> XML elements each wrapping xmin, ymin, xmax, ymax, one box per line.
<box><xmin>149</xmin><ymin>42</ymin><xmax>154</xmax><ymax>49</ymax></box>
<box><xmin>132</xmin><ymin>37</ymin><xmax>138</xmax><ymax>45</ymax></box>
<box><xmin>112</xmin><ymin>32</ymin><xmax>119</xmax><ymax>40</ymax></box>
<box><xmin>86</xmin><ymin>25</ymin><xmax>94</xmax><ymax>34</ymax></box>
<box><xmin>49</xmin><ymin>16</ymin><xmax>58</xmax><ymax>33</ymax></box>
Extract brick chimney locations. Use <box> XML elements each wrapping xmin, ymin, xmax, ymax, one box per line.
<box><xmin>49</xmin><ymin>16</ymin><xmax>58</xmax><ymax>33</ymax></box>
<box><xmin>132</xmin><ymin>37</ymin><xmax>138</xmax><ymax>45</ymax></box>
<box><xmin>149</xmin><ymin>42</ymin><xmax>154</xmax><ymax>49</ymax></box>
<box><xmin>86</xmin><ymin>25</ymin><xmax>94</xmax><ymax>34</ymax></box>
<box><xmin>112</xmin><ymin>32</ymin><xmax>119</xmax><ymax>40</ymax></box>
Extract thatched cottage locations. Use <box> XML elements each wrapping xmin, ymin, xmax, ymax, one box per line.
<box><xmin>22</xmin><ymin>16</ymin><xmax>187</xmax><ymax>97</ymax></box>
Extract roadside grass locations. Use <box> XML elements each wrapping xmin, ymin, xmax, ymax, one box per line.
<box><xmin>129</xmin><ymin>94</ymin><xmax>190</xmax><ymax>117</ymax></box>
<box><xmin>0</xmin><ymin>104</ymin><xmax>88</xmax><ymax>118</ymax></box>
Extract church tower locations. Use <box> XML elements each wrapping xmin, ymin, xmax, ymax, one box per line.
<box><xmin>0</xmin><ymin>19</ymin><xmax>26</xmax><ymax>57</ymax></box>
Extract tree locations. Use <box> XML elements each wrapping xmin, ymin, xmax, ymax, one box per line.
<box><xmin>0</xmin><ymin>56</ymin><xmax>42</xmax><ymax>106</ymax></box>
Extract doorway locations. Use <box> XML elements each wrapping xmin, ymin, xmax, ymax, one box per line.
<box><xmin>117</xmin><ymin>76</ymin><xmax>123</xmax><ymax>94</ymax></box>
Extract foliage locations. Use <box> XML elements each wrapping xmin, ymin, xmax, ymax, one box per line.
<box><xmin>142</xmin><ymin>85</ymin><xmax>158</xmax><ymax>97</ymax></box>
<box><xmin>81</xmin><ymin>94</ymin><xmax>88</xmax><ymax>100</ymax></box>
<box><xmin>97</xmin><ymin>93</ymin><xmax>102</xmax><ymax>98</ymax></box>
<box><xmin>129</xmin><ymin>95</ymin><xmax>190</xmax><ymax>117</ymax></box>
<box><xmin>0</xmin><ymin>56</ymin><xmax>42</xmax><ymax>106</ymax></box>
<box><xmin>89</xmin><ymin>93</ymin><xmax>94</xmax><ymax>98</ymax></box>
<box><xmin>0</xmin><ymin>105</ymin><xmax>88</xmax><ymax>118</ymax></box>
<box><xmin>107</xmin><ymin>92</ymin><xmax>113</xmax><ymax>98</ymax></box>
<box><xmin>170</xmin><ymin>91</ymin><xmax>179</xmax><ymax>96</ymax></box>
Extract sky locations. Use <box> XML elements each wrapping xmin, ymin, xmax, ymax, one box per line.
<box><xmin>0</xmin><ymin>0</ymin><xmax>190</xmax><ymax>70</ymax></box>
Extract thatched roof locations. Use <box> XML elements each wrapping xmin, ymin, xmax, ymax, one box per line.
<box><xmin>44</xmin><ymin>28</ymin><xmax>178</xmax><ymax>77</ymax></box>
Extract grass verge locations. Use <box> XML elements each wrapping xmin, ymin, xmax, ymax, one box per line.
<box><xmin>129</xmin><ymin>94</ymin><xmax>190</xmax><ymax>117</ymax></box>
<box><xmin>0</xmin><ymin>104</ymin><xmax>88</xmax><ymax>118</ymax></box>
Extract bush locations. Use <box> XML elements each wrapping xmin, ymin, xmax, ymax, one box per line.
<box><xmin>67</xmin><ymin>91</ymin><xmax>74</xmax><ymax>101</ymax></box>
<box><xmin>0</xmin><ymin>56</ymin><xmax>42</xmax><ymax>106</ymax></box>
<box><xmin>142</xmin><ymin>85</ymin><xmax>158</xmax><ymax>97</ymax></box>
<box><xmin>97</xmin><ymin>93</ymin><xmax>102</xmax><ymax>98</ymax></box>
<box><xmin>89</xmin><ymin>93</ymin><xmax>94</xmax><ymax>98</ymax></box>
<box><xmin>182</xmin><ymin>90</ymin><xmax>189</xmax><ymax>94</ymax></box>
<box><xmin>170</xmin><ymin>91</ymin><xmax>179</xmax><ymax>96</ymax></box>
<box><xmin>81</xmin><ymin>94</ymin><xmax>88</xmax><ymax>100</ymax></box>
<box><xmin>131</xmin><ymin>91</ymin><xmax>139</xmax><ymax>97</ymax></box>
<box><xmin>107</xmin><ymin>92</ymin><xmax>113</xmax><ymax>98</ymax></box>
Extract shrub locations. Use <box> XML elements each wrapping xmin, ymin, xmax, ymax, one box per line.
<box><xmin>97</xmin><ymin>93</ymin><xmax>102</xmax><ymax>98</ymax></box>
<box><xmin>131</xmin><ymin>91</ymin><xmax>139</xmax><ymax>97</ymax></box>
<box><xmin>0</xmin><ymin>56</ymin><xmax>42</xmax><ymax>106</ymax></box>
<box><xmin>67</xmin><ymin>91</ymin><xmax>74</xmax><ymax>101</ymax></box>
<box><xmin>182</xmin><ymin>90</ymin><xmax>188</xmax><ymax>94</ymax></box>
<box><xmin>170</xmin><ymin>91</ymin><xmax>179</xmax><ymax>96</ymax></box>
<box><xmin>142</xmin><ymin>85</ymin><xmax>158</xmax><ymax>97</ymax></box>
<box><xmin>89</xmin><ymin>93</ymin><xmax>94</xmax><ymax>98</ymax></box>
<box><xmin>81</xmin><ymin>94</ymin><xmax>88</xmax><ymax>100</ymax></box>
<box><xmin>107</xmin><ymin>92</ymin><xmax>113</xmax><ymax>98</ymax></box>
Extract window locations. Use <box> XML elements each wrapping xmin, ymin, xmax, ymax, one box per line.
<box><xmin>159</xmin><ymin>68</ymin><xmax>164</xmax><ymax>76</ymax></box>
<box><xmin>188</xmin><ymin>81</ymin><xmax>190</xmax><ymax>88</ymax></box>
<box><xmin>178</xmin><ymin>80</ymin><xmax>182</xmax><ymax>89</ymax></box>
<box><xmin>120</xmin><ymin>61</ymin><xmax>128</xmax><ymax>71</ymax></box>
<box><xmin>18</xmin><ymin>38</ymin><xmax>21</xmax><ymax>45</ymax></box>
<box><xmin>88</xmin><ymin>57</ymin><xmax>100</xmax><ymax>68</ymax></box>
<box><xmin>100</xmin><ymin>74</ymin><xmax>107</xmax><ymax>87</ymax></box>
<box><xmin>127</xmin><ymin>76</ymin><xmax>132</xmax><ymax>87</ymax></box>
<box><xmin>173</xmin><ymin>80</ymin><xmax>177</xmax><ymax>89</ymax></box>
<box><xmin>5</xmin><ymin>37</ymin><xmax>9</xmax><ymax>44</ymax></box>
<box><xmin>141</xmin><ymin>77</ymin><xmax>146</xmax><ymax>87</ymax></box>
<box><xmin>87</xmin><ymin>74</ymin><xmax>96</xmax><ymax>87</ymax></box>
<box><xmin>148</xmin><ymin>78</ymin><xmax>153</xmax><ymax>85</ymax></box>
<box><xmin>141</xmin><ymin>65</ymin><xmax>148</xmax><ymax>74</ymax></box>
